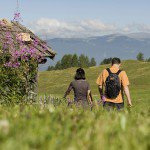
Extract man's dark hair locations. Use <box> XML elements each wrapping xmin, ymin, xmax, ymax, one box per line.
<box><xmin>74</xmin><ymin>68</ymin><xmax>86</xmax><ymax>80</ymax></box>
<box><xmin>111</xmin><ymin>57</ymin><xmax>121</xmax><ymax>65</ymax></box>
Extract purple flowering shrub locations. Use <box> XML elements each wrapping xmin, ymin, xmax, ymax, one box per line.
<box><xmin>13</xmin><ymin>12</ymin><xmax>22</xmax><ymax>22</ymax></box>
<box><xmin>2</xmin><ymin>31</ymin><xmax>46</xmax><ymax>68</ymax></box>
<box><xmin>0</xmin><ymin>31</ymin><xmax>48</xmax><ymax>104</ymax></box>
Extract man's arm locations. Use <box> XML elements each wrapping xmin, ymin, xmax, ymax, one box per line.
<box><xmin>96</xmin><ymin>70</ymin><xmax>105</xmax><ymax>100</ymax></box>
<box><xmin>98</xmin><ymin>85</ymin><xmax>103</xmax><ymax>99</ymax></box>
<box><xmin>121</xmin><ymin>71</ymin><xmax>132</xmax><ymax>107</ymax></box>
<box><xmin>124</xmin><ymin>86</ymin><xmax>132</xmax><ymax>107</ymax></box>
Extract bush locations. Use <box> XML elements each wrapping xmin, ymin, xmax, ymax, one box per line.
<box><xmin>136</xmin><ymin>52</ymin><xmax>144</xmax><ymax>61</ymax></box>
<box><xmin>0</xmin><ymin>41</ymin><xmax>41</xmax><ymax>104</ymax></box>
<box><xmin>100</xmin><ymin>58</ymin><xmax>112</xmax><ymax>65</ymax></box>
<box><xmin>0</xmin><ymin>53</ymin><xmax>38</xmax><ymax>105</ymax></box>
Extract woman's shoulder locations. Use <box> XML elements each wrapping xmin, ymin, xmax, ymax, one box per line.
<box><xmin>81</xmin><ymin>80</ymin><xmax>89</xmax><ymax>85</ymax></box>
<box><xmin>73</xmin><ymin>79</ymin><xmax>88</xmax><ymax>83</ymax></box>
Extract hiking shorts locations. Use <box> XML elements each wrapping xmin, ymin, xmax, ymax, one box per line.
<box><xmin>103</xmin><ymin>101</ymin><xmax>124</xmax><ymax>111</ymax></box>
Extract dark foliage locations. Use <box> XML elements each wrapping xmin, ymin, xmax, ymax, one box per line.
<box><xmin>47</xmin><ymin>54</ymin><xmax>96</xmax><ymax>71</ymax></box>
<box><xmin>137</xmin><ymin>52</ymin><xmax>144</xmax><ymax>61</ymax></box>
<box><xmin>100</xmin><ymin>58</ymin><xmax>112</xmax><ymax>65</ymax></box>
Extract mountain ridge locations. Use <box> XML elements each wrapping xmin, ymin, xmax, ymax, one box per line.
<box><xmin>39</xmin><ymin>33</ymin><xmax>150</xmax><ymax>71</ymax></box>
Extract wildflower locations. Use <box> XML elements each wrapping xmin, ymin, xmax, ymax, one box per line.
<box><xmin>47</xmin><ymin>104</ymin><xmax>55</xmax><ymax>113</ymax></box>
<box><xmin>2</xmin><ymin>26</ymin><xmax>50</xmax><ymax>68</ymax></box>
<box><xmin>0</xmin><ymin>120</ymin><xmax>9</xmax><ymax>135</ymax></box>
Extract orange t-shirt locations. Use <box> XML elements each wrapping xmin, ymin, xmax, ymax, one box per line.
<box><xmin>96</xmin><ymin>66</ymin><xmax>129</xmax><ymax>103</ymax></box>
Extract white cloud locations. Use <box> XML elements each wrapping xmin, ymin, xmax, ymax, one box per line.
<box><xmin>125</xmin><ymin>23</ymin><xmax>150</xmax><ymax>32</ymax></box>
<box><xmin>27</xmin><ymin>18</ymin><xmax>150</xmax><ymax>38</ymax></box>
<box><xmin>81</xmin><ymin>20</ymin><xmax>116</xmax><ymax>31</ymax></box>
<box><xmin>120</xmin><ymin>23</ymin><xmax>150</xmax><ymax>34</ymax></box>
<box><xmin>28</xmin><ymin>18</ymin><xmax>117</xmax><ymax>38</ymax></box>
<box><xmin>122</xmin><ymin>27</ymin><xmax>130</xmax><ymax>32</ymax></box>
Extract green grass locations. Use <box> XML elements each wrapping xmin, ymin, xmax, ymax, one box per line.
<box><xmin>38</xmin><ymin>60</ymin><xmax>150</xmax><ymax>110</ymax></box>
<box><xmin>0</xmin><ymin>60</ymin><xmax>150</xmax><ymax>150</ymax></box>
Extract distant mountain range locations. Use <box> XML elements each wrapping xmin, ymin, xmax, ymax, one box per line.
<box><xmin>39</xmin><ymin>32</ymin><xmax>150</xmax><ymax>71</ymax></box>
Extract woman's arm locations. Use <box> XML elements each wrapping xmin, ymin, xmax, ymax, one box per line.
<box><xmin>63</xmin><ymin>83</ymin><xmax>73</xmax><ymax>98</ymax></box>
<box><xmin>87</xmin><ymin>90</ymin><xmax>93</xmax><ymax>105</ymax></box>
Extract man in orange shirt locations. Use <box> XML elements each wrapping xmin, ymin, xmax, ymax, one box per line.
<box><xmin>96</xmin><ymin>58</ymin><xmax>132</xmax><ymax>110</ymax></box>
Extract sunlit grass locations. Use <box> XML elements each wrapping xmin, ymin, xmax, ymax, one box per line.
<box><xmin>0</xmin><ymin>60</ymin><xmax>150</xmax><ymax>149</ymax></box>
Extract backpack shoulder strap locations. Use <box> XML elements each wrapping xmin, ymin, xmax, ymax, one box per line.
<box><xmin>106</xmin><ymin>68</ymin><xmax>112</xmax><ymax>75</ymax></box>
<box><xmin>116</xmin><ymin>70</ymin><xmax>122</xmax><ymax>75</ymax></box>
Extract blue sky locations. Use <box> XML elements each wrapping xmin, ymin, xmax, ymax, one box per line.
<box><xmin>1</xmin><ymin>0</ymin><xmax>150</xmax><ymax>38</ymax></box>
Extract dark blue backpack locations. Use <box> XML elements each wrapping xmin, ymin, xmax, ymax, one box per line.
<box><xmin>105</xmin><ymin>68</ymin><xmax>122</xmax><ymax>99</ymax></box>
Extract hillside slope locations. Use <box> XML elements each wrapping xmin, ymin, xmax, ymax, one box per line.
<box><xmin>0</xmin><ymin>60</ymin><xmax>149</xmax><ymax>149</ymax></box>
<box><xmin>38</xmin><ymin>60</ymin><xmax>150</xmax><ymax>109</ymax></box>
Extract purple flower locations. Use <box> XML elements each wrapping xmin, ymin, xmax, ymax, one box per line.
<box><xmin>2</xmin><ymin>28</ymin><xmax>50</xmax><ymax>68</ymax></box>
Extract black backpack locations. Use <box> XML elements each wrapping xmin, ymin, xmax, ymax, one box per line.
<box><xmin>105</xmin><ymin>68</ymin><xmax>122</xmax><ymax>99</ymax></box>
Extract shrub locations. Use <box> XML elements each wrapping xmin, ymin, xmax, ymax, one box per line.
<box><xmin>0</xmin><ymin>30</ymin><xmax>49</xmax><ymax>104</ymax></box>
<box><xmin>0</xmin><ymin>51</ymin><xmax>38</xmax><ymax>105</ymax></box>
<box><xmin>136</xmin><ymin>52</ymin><xmax>144</xmax><ymax>61</ymax></box>
<box><xmin>100</xmin><ymin>58</ymin><xmax>112</xmax><ymax>65</ymax></box>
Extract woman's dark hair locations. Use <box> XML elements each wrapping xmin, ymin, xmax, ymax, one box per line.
<box><xmin>74</xmin><ymin>68</ymin><xmax>86</xmax><ymax>80</ymax></box>
<box><xmin>111</xmin><ymin>57</ymin><xmax>121</xmax><ymax>65</ymax></box>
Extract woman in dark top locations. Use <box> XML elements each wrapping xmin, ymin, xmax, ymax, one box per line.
<box><xmin>64</xmin><ymin>68</ymin><xmax>93</xmax><ymax>107</ymax></box>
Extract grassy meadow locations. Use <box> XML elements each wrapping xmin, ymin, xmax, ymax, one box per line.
<box><xmin>0</xmin><ymin>60</ymin><xmax>150</xmax><ymax>150</ymax></box>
